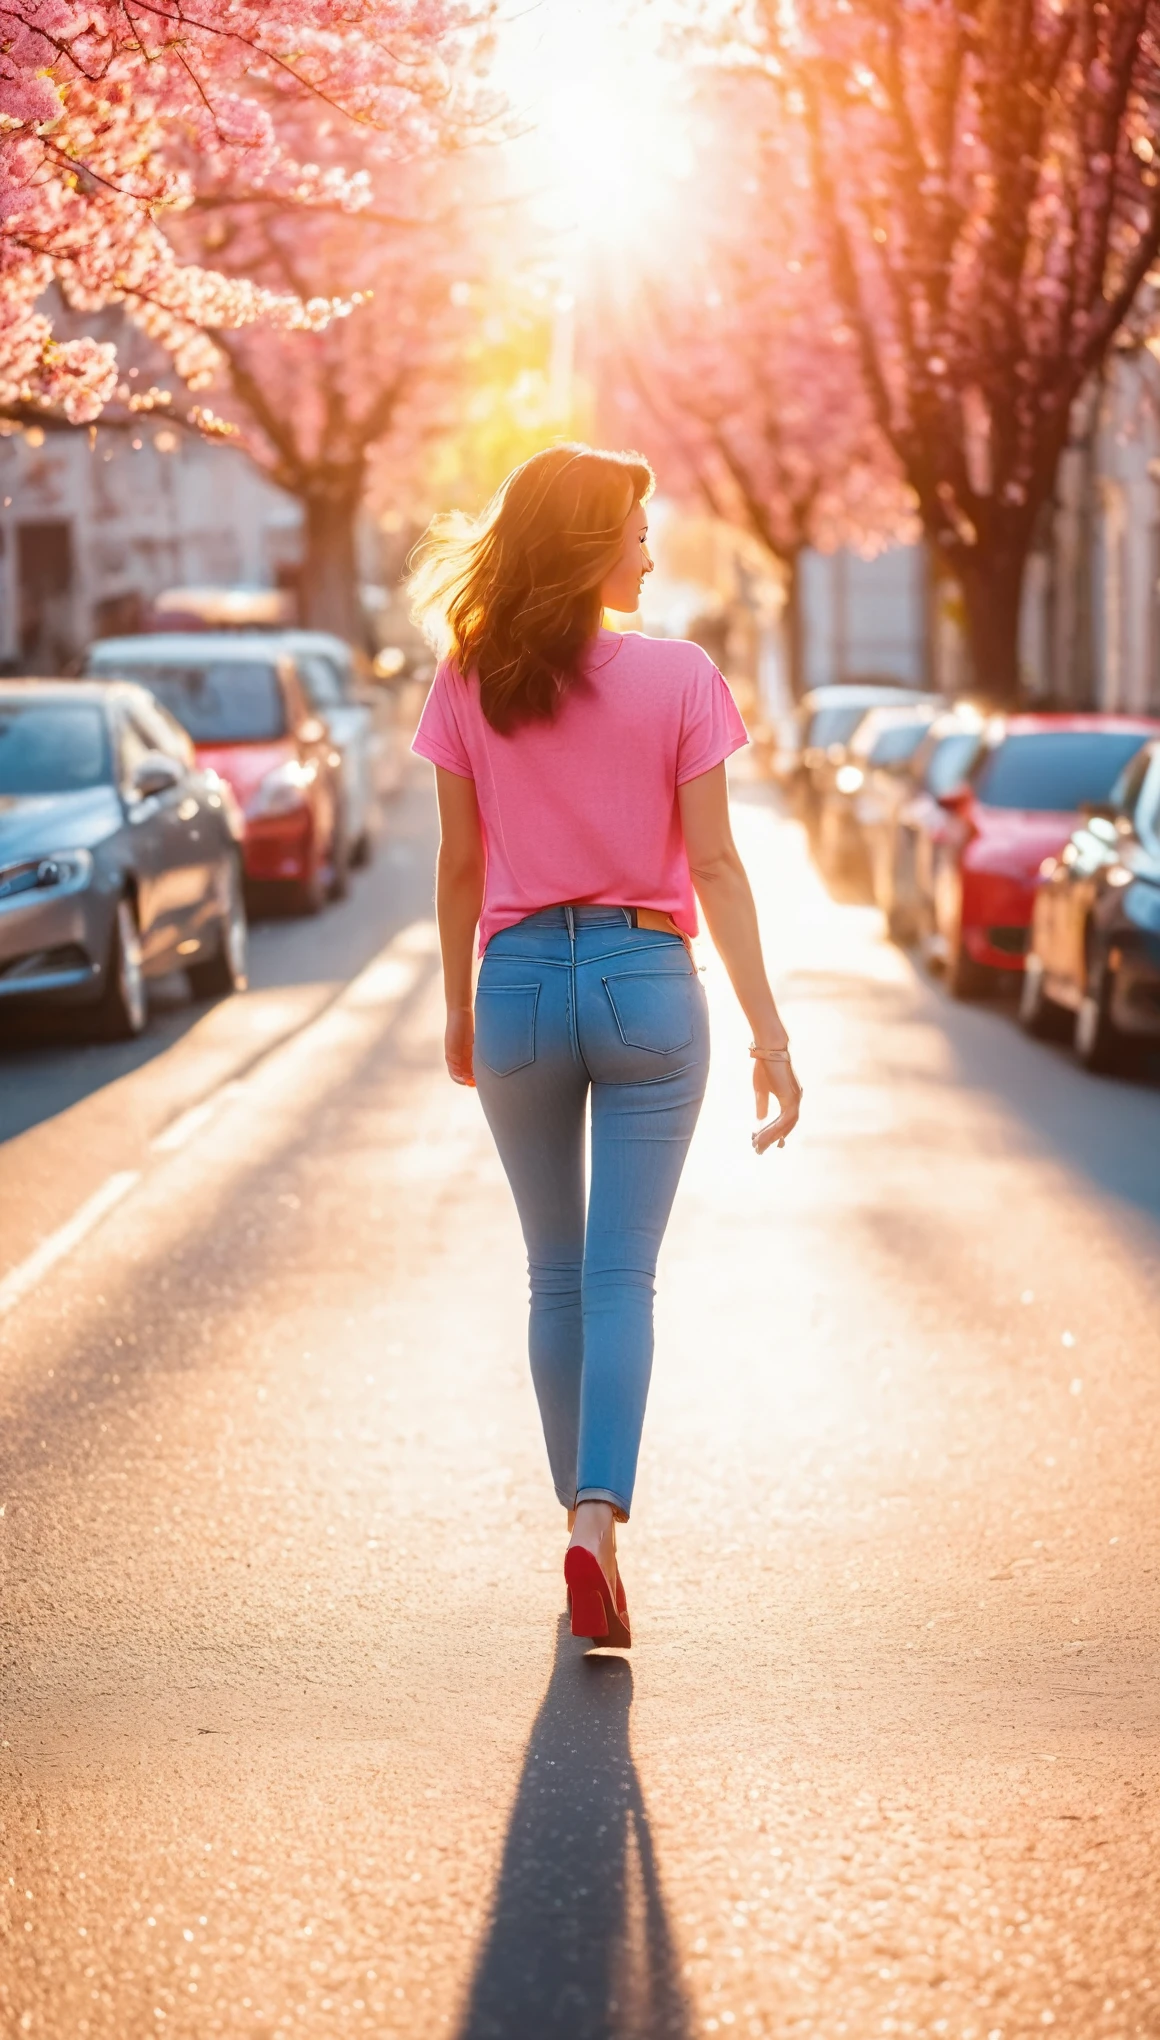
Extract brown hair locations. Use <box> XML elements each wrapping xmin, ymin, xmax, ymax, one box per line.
<box><xmin>408</xmin><ymin>442</ymin><xmax>654</xmax><ymax>734</ymax></box>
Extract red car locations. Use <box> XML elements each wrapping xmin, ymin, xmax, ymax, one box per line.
<box><xmin>86</xmin><ymin>633</ymin><xmax>347</xmax><ymax>913</ymax></box>
<box><xmin>924</xmin><ymin>713</ymin><xmax>1160</xmax><ymax>997</ymax></box>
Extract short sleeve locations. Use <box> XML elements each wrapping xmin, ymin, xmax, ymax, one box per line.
<box><xmin>676</xmin><ymin>649</ymin><xmax>749</xmax><ymax>785</ymax></box>
<box><xmin>412</xmin><ymin>660</ymin><xmax>473</xmax><ymax>778</ymax></box>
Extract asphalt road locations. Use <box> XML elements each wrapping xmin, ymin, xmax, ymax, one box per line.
<box><xmin>3</xmin><ymin>769</ymin><xmax>1160</xmax><ymax>2040</ymax></box>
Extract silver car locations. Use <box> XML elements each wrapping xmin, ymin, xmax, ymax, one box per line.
<box><xmin>276</xmin><ymin>631</ymin><xmax>383</xmax><ymax>866</ymax></box>
<box><xmin>0</xmin><ymin>681</ymin><xmax>247</xmax><ymax>1039</ymax></box>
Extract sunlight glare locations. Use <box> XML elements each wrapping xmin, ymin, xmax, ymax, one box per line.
<box><xmin>495</xmin><ymin>0</ymin><xmax>694</xmax><ymax>266</ymax></box>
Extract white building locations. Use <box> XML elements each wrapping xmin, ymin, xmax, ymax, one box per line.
<box><xmin>1023</xmin><ymin>349</ymin><xmax>1160</xmax><ymax>714</ymax></box>
<box><xmin>799</xmin><ymin>544</ymin><xmax>930</xmax><ymax>693</ymax></box>
<box><xmin>0</xmin><ymin>421</ymin><xmax>301</xmax><ymax>672</ymax></box>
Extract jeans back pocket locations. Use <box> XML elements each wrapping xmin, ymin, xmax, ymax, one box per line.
<box><xmin>601</xmin><ymin>971</ymin><xmax>694</xmax><ymax>1054</ymax></box>
<box><xmin>474</xmin><ymin>983</ymin><xmax>540</xmax><ymax>1076</ymax></box>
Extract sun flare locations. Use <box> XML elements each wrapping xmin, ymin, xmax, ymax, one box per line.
<box><xmin>495</xmin><ymin>0</ymin><xmax>694</xmax><ymax>267</ymax></box>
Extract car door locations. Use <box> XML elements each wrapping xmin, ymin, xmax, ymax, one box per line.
<box><xmin>114</xmin><ymin>706</ymin><xmax>173</xmax><ymax>966</ymax></box>
<box><xmin>298</xmin><ymin>651</ymin><xmax>371</xmax><ymax>842</ymax></box>
<box><xmin>283</xmin><ymin>659</ymin><xmax>339</xmax><ymax>854</ymax></box>
<box><xmin>130</xmin><ymin>692</ymin><xmax>218</xmax><ymax>942</ymax></box>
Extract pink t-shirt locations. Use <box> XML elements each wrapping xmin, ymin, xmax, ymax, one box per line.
<box><xmin>412</xmin><ymin>629</ymin><xmax>748</xmax><ymax>950</ymax></box>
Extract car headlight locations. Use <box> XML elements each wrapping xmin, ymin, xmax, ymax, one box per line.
<box><xmin>1123</xmin><ymin>878</ymin><xmax>1160</xmax><ymax>934</ymax></box>
<box><xmin>246</xmin><ymin>759</ymin><xmax>315</xmax><ymax>819</ymax></box>
<box><xmin>0</xmin><ymin>847</ymin><xmax>93</xmax><ymax>902</ymax></box>
<box><xmin>835</xmin><ymin>764</ymin><xmax>864</xmax><ymax>795</ymax></box>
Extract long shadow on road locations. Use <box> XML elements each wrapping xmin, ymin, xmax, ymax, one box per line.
<box><xmin>458</xmin><ymin>1620</ymin><xmax>689</xmax><ymax>2040</ymax></box>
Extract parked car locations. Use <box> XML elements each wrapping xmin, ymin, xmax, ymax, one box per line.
<box><xmin>275</xmin><ymin>630</ymin><xmax>382</xmax><ymax>866</ymax></box>
<box><xmin>871</xmin><ymin>709</ymin><xmax>985</xmax><ymax>942</ymax></box>
<box><xmin>85</xmin><ymin>634</ymin><xmax>346</xmax><ymax>913</ymax></box>
<box><xmin>816</xmin><ymin>700</ymin><xmax>940</xmax><ymax>889</ymax></box>
<box><xmin>781</xmin><ymin>681</ymin><xmax>923</xmax><ymax>834</ymax></box>
<box><xmin>1021</xmin><ymin>739</ymin><xmax>1160</xmax><ymax>1070</ymax></box>
<box><xmin>0</xmin><ymin>680</ymin><xmax>247</xmax><ymax>1038</ymax></box>
<box><xmin>921</xmin><ymin>713</ymin><xmax>1160</xmax><ymax>998</ymax></box>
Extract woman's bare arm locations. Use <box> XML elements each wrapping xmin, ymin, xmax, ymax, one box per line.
<box><xmin>434</xmin><ymin>765</ymin><xmax>485</xmax><ymax>1085</ymax></box>
<box><xmin>678</xmin><ymin>763</ymin><xmax>801</xmax><ymax>1149</ymax></box>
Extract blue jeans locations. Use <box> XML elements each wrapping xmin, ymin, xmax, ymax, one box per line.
<box><xmin>473</xmin><ymin>906</ymin><xmax>709</xmax><ymax>1519</ymax></box>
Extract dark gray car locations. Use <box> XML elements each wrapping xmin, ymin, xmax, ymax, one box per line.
<box><xmin>0</xmin><ymin>681</ymin><xmax>248</xmax><ymax>1039</ymax></box>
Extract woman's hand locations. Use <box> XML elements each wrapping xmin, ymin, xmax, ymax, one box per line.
<box><xmin>751</xmin><ymin>1051</ymin><xmax>802</xmax><ymax>1154</ymax></box>
<box><xmin>445</xmin><ymin>1005</ymin><xmax>475</xmax><ymax>1087</ymax></box>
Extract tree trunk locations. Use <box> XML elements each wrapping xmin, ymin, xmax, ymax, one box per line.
<box><xmin>784</xmin><ymin>548</ymin><xmax>806</xmax><ymax>701</ymax></box>
<box><xmin>955</xmin><ymin>546</ymin><xmax>1027</xmax><ymax>709</ymax></box>
<box><xmin>301</xmin><ymin>487</ymin><xmax>365</xmax><ymax>644</ymax></box>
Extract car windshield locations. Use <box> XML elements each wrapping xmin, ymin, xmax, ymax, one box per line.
<box><xmin>807</xmin><ymin>704</ymin><xmax>881</xmax><ymax>749</ymax></box>
<box><xmin>0</xmin><ymin>701</ymin><xmax>111</xmax><ymax>794</ymax></box>
<box><xmin>925</xmin><ymin>729</ymin><xmax>982</xmax><ymax>798</ymax></box>
<box><xmin>973</xmin><ymin>731</ymin><xmax>1150</xmax><ymax>812</ymax></box>
<box><xmin>90</xmin><ymin>660</ymin><xmax>286</xmax><ymax>743</ymax></box>
<box><xmin>867</xmin><ymin>720</ymin><xmax>929</xmax><ymax>768</ymax></box>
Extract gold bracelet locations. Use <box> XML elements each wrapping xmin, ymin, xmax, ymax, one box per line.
<box><xmin>750</xmin><ymin>1043</ymin><xmax>792</xmax><ymax>1062</ymax></box>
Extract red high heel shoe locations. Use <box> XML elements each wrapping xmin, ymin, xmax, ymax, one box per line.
<box><xmin>564</xmin><ymin>1546</ymin><xmax>631</xmax><ymax>1648</ymax></box>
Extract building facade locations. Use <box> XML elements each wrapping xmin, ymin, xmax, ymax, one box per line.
<box><xmin>0</xmin><ymin>422</ymin><xmax>302</xmax><ymax>673</ymax></box>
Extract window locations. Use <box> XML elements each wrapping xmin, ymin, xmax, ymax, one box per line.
<box><xmin>925</xmin><ymin>730</ymin><xmax>982</xmax><ymax>798</ymax></box>
<box><xmin>806</xmin><ymin>704</ymin><xmax>873</xmax><ymax>749</ymax></box>
<box><xmin>88</xmin><ymin>660</ymin><xmax>287</xmax><ymax>743</ymax></box>
<box><xmin>130</xmin><ymin>691</ymin><xmax>194</xmax><ymax>766</ymax></box>
<box><xmin>972</xmin><ymin>731</ymin><xmax>1152</xmax><ymax>812</ymax></box>
<box><xmin>0</xmin><ymin>700</ymin><xmax>111</xmax><ymax>793</ymax></box>
<box><xmin>116</xmin><ymin>712</ymin><xmax>155</xmax><ymax>792</ymax></box>
<box><xmin>296</xmin><ymin>653</ymin><xmax>344</xmax><ymax>709</ymax></box>
<box><xmin>866</xmin><ymin>720</ymin><xmax>930</xmax><ymax>769</ymax></box>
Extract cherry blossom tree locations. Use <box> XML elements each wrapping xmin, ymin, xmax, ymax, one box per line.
<box><xmin>604</xmin><ymin>89</ymin><xmax>915</xmax><ymax>696</ymax></box>
<box><xmin>0</xmin><ymin>0</ymin><xmax>474</xmax><ymax>423</ymax></box>
<box><xmin>747</xmin><ymin>0</ymin><xmax>1160</xmax><ymax>705</ymax></box>
<box><xmin>157</xmin><ymin>123</ymin><xmax>498</xmax><ymax>638</ymax></box>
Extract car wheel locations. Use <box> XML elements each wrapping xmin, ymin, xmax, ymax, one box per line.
<box><xmin>95</xmin><ymin>895</ymin><xmax>148</xmax><ymax>1040</ymax></box>
<box><xmin>350</xmin><ymin>827</ymin><xmax>373</xmax><ymax>869</ymax></box>
<box><xmin>1074</xmin><ymin>954</ymin><xmax>1128</xmax><ymax>1074</ymax></box>
<box><xmin>1018</xmin><ymin>953</ymin><xmax>1069</xmax><ymax>1040</ymax></box>
<box><xmin>188</xmin><ymin>857</ymin><xmax>248</xmax><ymax>1000</ymax></box>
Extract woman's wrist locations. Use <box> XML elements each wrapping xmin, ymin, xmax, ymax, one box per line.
<box><xmin>747</xmin><ymin>1013</ymin><xmax>789</xmax><ymax>1052</ymax></box>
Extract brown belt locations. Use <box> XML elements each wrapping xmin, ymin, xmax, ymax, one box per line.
<box><xmin>562</xmin><ymin>903</ymin><xmax>693</xmax><ymax>956</ymax></box>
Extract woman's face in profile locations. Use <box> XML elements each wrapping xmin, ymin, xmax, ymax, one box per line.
<box><xmin>600</xmin><ymin>497</ymin><xmax>654</xmax><ymax>615</ymax></box>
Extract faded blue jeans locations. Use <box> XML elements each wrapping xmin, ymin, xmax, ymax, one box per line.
<box><xmin>473</xmin><ymin>905</ymin><xmax>710</xmax><ymax>1519</ymax></box>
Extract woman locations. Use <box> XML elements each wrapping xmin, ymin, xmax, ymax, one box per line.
<box><xmin>410</xmin><ymin>444</ymin><xmax>801</xmax><ymax>1647</ymax></box>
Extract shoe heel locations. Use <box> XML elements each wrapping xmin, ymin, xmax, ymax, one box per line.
<box><xmin>564</xmin><ymin>1547</ymin><xmax>611</xmax><ymax>1639</ymax></box>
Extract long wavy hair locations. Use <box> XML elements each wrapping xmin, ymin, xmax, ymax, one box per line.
<box><xmin>408</xmin><ymin>442</ymin><xmax>655</xmax><ymax>734</ymax></box>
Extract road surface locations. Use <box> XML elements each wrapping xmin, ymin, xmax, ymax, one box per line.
<box><xmin>2</xmin><ymin>768</ymin><xmax>1159</xmax><ymax>2040</ymax></box>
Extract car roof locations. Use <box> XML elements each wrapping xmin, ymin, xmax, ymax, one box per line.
<box><xmin>89</xmin><ymin>633</ymin><xmax>289</xmax><ymax>663</ymax></box>
<box><xmin>0</xmin><ymin>676</ymin><xmax>147</xmax><ymax>707</ymax></box>
<box><xmin>276</xmin><ymin>630</ymin><xmax>354</xmax><ymax>656</ymax></box>
<box><xmin>801</xmin><ymin>682</ymin><xmax>923</xmax><ymax>711</ymax></box>
<box><xmin>993</xmin><ymin>712</ymin><xmax>1160</xmax><ymax>736</ymax></box>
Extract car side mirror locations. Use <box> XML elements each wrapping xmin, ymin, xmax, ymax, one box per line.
<box><xmin>130</xmin><ymin>751</ymin><xmax>183</xmax><ymax>800</ymax></box>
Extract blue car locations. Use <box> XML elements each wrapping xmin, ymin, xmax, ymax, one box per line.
<box><xmin>0</xmin><ymin>680</ymin><xmax>247</xmax><ymax>1039</ymax></box>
